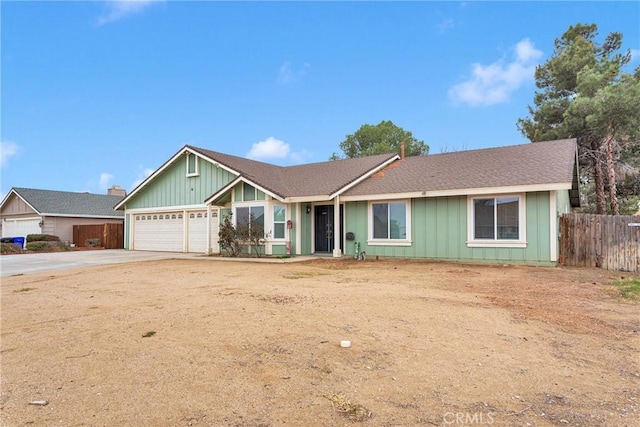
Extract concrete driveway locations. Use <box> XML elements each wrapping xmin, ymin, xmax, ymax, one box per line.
<box><xmin>0</xmin><ymin>250</ymin><xmax>200</xmax><ymax>277</ymax></box>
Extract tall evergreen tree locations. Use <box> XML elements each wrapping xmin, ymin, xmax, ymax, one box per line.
<box><xmin>518</xmin><ymin>23</ymin><xmax>639</xmax><ymax>214</ymax></box>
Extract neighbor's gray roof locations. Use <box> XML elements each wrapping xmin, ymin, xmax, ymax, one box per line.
<box><xmin>8</xmin><ymin>188</ymin><xmax>124</xmax><ymax>218</ymax></box>
<box><xmin>188</xmin><ymin>146</ymin><xmax>398</xmax><ymax>198</ymax></box>
<box><xmin>342</xmin><ymin>139</ymin><xmax>579</xmax><ymax>197</ymax></box>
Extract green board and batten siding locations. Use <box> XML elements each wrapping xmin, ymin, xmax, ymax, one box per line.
<box><xmin>124</xmin><ymin>157</ymin><xmax>237</xmax><ymax>210</ymax></box>
<box><xmin>343</xmin><ymin>192</ymin><xmax>554</xmax><ymax>265</ymax></box>
<box><xmin>121</xmin><ymin>156</ymin><xmax>237</xmax><ymax>250</ymax></box>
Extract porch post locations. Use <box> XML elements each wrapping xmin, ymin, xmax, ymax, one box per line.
<box><xmin>206</xmin><ymin>204</ymin><xmax>212</xmax><ymax>255</ymax></box>
<box><xmin>332</xmin><ymin>195</ymin><xmax>342</xmax><ymax>257</ymax></box>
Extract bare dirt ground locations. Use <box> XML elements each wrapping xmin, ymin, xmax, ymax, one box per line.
<box><xmin>1</xmin><ymin>258</ymin><xmax>638</xmax><ymax>427</ymax></box>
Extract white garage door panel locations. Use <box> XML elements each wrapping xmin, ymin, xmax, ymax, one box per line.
<box><xmin>2</xmin><ymin>219</ymin><xmax>41</xmax><ymax>238</ymax></box>
<box><xmin>210</xmin><ymin>211</ymin><xmax>220</xmax><ymax>253</ymax></box>
<box><xmin>133</xmin><ymin>213</ymin><xmax>183</xmax><ymax>252</ymax></box>
<box><xmin>187</xmin><ymin>211</ymin><xmax>207</xmax><ymax>253</ymax></box>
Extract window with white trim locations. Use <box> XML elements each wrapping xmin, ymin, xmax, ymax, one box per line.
<box><xmin>273</xmin><ymin>205</ymin><xmax>286</xmax><ymax>240</ymax></box>
<box><xmin>368</xmin><ymin>200</ymin><xmax>411</xmax><ymax>245</ymax></box>
<box><xmin>236</xmin><ymin>206</ymin><xmax>265</xmax><ymax>237</ymax></box>
<box><xmin>468</xmin><ymin>194</ymin><xmax>526</xmax><ymax>247</ymax></box>
<box><xmin>186</xmin><ymin>153</ymin><xmax>199</xmax><ymax>177</ymax></box>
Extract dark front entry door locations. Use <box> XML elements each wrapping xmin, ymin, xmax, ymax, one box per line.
<box><xmin>314</xmin><ymin>205</ymin><xmax>343</xmax><ymax>253</ymax></box>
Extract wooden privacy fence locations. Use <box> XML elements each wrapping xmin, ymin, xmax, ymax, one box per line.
<box><xmin>559</xmin><ymin>213</ymin><xmax>640</xmax><ymax>272</ymax></box>
<box><xmin>73</xmin><ymin>223</ymin><xmax>124</xmax><ymax>249</ymax></box>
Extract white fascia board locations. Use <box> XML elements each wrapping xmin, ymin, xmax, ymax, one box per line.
<box><xmin>329</xmin><ymin>155</ymin><xmax>401</xmax><ymax>199</ymax></box>
<box><xmin>341</xmin><ymin>192</ymin><xmax>418</xmax><ymax>202</ymax></box>
<box><xmin>241</xmin><ymin>179</ymin><xmax>286</xmax><ymax>203</ymax></box>
<box><xmin>115</xmin><ymin>146</ymin><xmax>241</xmax><ymax>210</ymax></box>
<box><xmin>1</xmin><ymin>189</ymin><xmax>42</xmax><ymax>215</ymax></box>
<box><xmin>340</xmin><ymin>182</ymin><xmax>573</xmax><ymax>202</ymax></box>
<box><xmin>205</xmin><ymin>177</ymin><xmax>242</xmax><ymax>205</ymax></box>
<box><xmin>194</xmin><ymin>150</ymin><xmax>241</xmax><ymax>176</ymax></box>
<box><xmin>204</xmin><ymin>176</ymin><xmax>286</xmax><ymax>205</ymax></box>
<box><xmin>284</xmin><ymin>195</ymin><xmax>333</xmax><ymax>203</ymax></box>
<box><xmin>0</xmin><ymin>189</ymin><xmax>18</xmax><ymax>209</ymax></box>
<box><xmin>124</xmin><ymin>204</ymin><xmax>209</xmax><ymax>214</ymax></box>
<box><xmin>39</xmin><ymin>213</ymin><xmax>124</xmax><ymax>219</ymax></box>
<box><xmin>2</xmin><ymin>216</ymin><xmax>42</xmax><ymax>221</ymax></box>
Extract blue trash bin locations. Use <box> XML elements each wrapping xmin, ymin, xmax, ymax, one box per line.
<box><xmin>12</xmin><ymin>237</ymin><xmax>25</xmax><ymax>249</ymax></box>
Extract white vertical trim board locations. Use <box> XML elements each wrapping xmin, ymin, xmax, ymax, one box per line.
<box><xmin>549</xmin><ymin>191</ymin><xmax>558</xmax><ymax>262</ymax></box>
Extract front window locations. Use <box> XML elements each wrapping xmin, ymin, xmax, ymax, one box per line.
<box><xmin>236</xmin><ymin>206</ymin><xmax>264</xmax><ymax>237</ymax></box>
<box><xmin>273</xmin><ymin>205</ymin><xmax>286</xmax><ymax>239</ymax></box>
<box><xmin>369</xmin><ymin>200</ymin><xmax>411</xmax><ymax>245</ymax></box>
<box><xmin>468</xmin><ymin>194</ymin><xmax>526</xmax><ymax>247</ymax></box>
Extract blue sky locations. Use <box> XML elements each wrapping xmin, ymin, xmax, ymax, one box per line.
<box><xmin>2</xmin><ymin>1</ymin><xmax>639</xmax><ymax>198</ymax></box>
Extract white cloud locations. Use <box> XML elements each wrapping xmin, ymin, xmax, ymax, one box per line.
<box><xmin>278</xmin><ymin>62</ymin><xmax>311</xmax><ymax>85</ymax></box>
<box><xmin>448</xmin><ymin>38</ymin><xmax>543</xmax><ymax>106</ymax></box>
<box><xmin>1</xmin><ymin>140</ymin><xmax>20</xmax><ymax>167</ymax></box>
<box><xmin>247</xmin><ymin>137</ymin><xmax>290</xmax><ymax>161</ymax></box>
<box><xmin>130</xmin><ymin>166</ymin><xmax>154</xmax><ymax>191</ymax></box>
<box><xmin>99</xmin><ymin>172</ymin><xmax>115</xmax><ymax>191</ymax></box>
<box><xmin>630</xmin><ymin>48</ymin><xmax>640</xmax><ymax>63</ymax></box>
<box><xmin>97</xmin><ymin>0</ymin><xmax>163</xmax><ymax>26</ymax></box>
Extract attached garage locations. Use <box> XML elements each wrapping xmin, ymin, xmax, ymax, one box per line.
<box><xmin>132</xmin><ymin>212</ymin><xmax>184</xmax><ymax>252</ymax></box>
<box><xmin>131</xmin><ymin>210</ymin><xmax>219</xmax><ymax>253</ymax></box>
<box><xmin>187</xmin><ymin>211</ymin><xmax>207</xmax><ymax>253</ymax></box>
<box><xmin>2</xmin><ymin>218</ymin><xmax>42</xmax><ymax>238</ymax></box>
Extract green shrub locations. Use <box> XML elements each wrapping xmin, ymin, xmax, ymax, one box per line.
<box><xmin>26</xmin><ymin>234</ymin><xmax>60</xmax><ymax>242</ymax></box>
<box><xmin>85</xmin><ymin>238</ymin><xmax>102</xmax><ymax>247</ymax></box>
<box><xmin>25</xmin><ymin>241</ymin><xmax>72</xmax><ymax>252</ymax></box>
<box><xmin>1</xmin><ymin>242</ymin><xmax>23</xmax><ymax>254</ymax></box>
<box><xmin>26</xmin><ymin>241</ymin><xmax>47</xmax><ymax>251</ymax></box>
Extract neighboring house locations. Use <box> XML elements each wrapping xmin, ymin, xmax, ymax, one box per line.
<box><xmin>115</xmin><ymin>138</ymin><xmax>580</xmax><ymax>265</ymax></box>
<box><xmin>1</xmin><ymin>186</ymin><xmax>126</xmax><ymax>244</ymax></box>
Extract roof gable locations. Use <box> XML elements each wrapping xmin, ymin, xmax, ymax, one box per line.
<box><xmin>187</xmin><ymin>146</ymin><xmax>398</xmax><ymax>202</ymax></box>
<box><xmin>3</xmin><ymin>188</ymin><xmax>124</xmax><ymax>218</ymax></box>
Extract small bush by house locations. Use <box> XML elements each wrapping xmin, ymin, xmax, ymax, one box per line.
<box><xmin>26</xmin><ymin>234</ymin><xmax>60</xmax><ymax>242</ymax></box>
<box><xmin>26</xmin><ymin>241</ymin><xmax>72</xmax><ymax>252</ymax></box>
<box><xmin>85</xmin><ymin>238</ymin><xmax>102</xmax><ymax>248</ymax></box>
<box><xmin>1</xmin><ymin>242</ymin><xmax>24</xmax><ymax>254</ymax></box>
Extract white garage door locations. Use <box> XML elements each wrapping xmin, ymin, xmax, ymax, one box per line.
<box><xmin>2</xmin><ymin>218</ymin><xmax>41</xmax><ymax>238</ymax></box>
<box><xmin>133</xmin><ymin>213</ymin><xmax>183</xmax><ymax>252</ymax></box>
<box><xmin>210</xmin><ymin>210</ymin><xmax>220</xmax><ymax>253</ymax></box>
<box><xmin>187</xmin><ymin>211</ymin><xmax>207</xmax><ymax>253</ymax></box>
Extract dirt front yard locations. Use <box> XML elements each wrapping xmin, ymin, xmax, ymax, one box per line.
<box><xmin>1</xmin><ymin>258</ymin><xmax>638</xmax><ymax>426</ymax></box>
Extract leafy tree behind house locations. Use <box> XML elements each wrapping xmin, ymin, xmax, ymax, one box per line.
<box><xmin>331</xmin><ymin>120</ymin><xmax>429</xmax><ymax>160</ymax></box>
<box><xmin>517</xmin><ymin>23</ymin><xmax>640</xmax><ymax>215</ymax></box>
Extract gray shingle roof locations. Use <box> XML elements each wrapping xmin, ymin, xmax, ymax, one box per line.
<box><xmin>188</xmin><ymin>146</ymin><xmax>397</xmax><ymax>198</ymax></box>
<box><xmin>342</xmin><ymin>139</ymin><xmax>578</xmax><ymax>197</ymax></box>
<box><xmin>10</xmin><ymin>188</ymin><xmax>124</xmax><ymax>218</ymax></box>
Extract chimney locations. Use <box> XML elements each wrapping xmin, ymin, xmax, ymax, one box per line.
<box><xmin>400</xmin><ymin>142</ymin><xmax>405</xmax><ymax>160</ymax></box>
<box><xmin>108</xmin><ymin>185</ymin><xmax>126</xmax><ymax>197</ymax></box>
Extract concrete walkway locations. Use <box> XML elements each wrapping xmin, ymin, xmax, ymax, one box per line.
<box><xmin>0</xmin><ymin>250</ymin><xmax>322</xmax><ymax>278</ymax></box>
